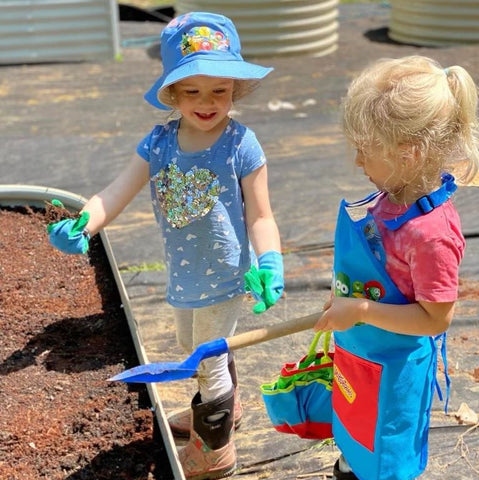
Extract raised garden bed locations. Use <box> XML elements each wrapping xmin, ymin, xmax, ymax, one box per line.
<box><xmin>0</xmin><ymin>186</ymin><xmax>174</xmax><ymax>480</ymax></box>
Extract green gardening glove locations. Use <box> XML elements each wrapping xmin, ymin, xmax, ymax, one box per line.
<box><xmin>244</xmin><ymin>251</ymin><xmax>284</xmax><ymax>314</ymax></box>
<box><xmin>47</xmin><ymin>200</ymin><xmax>90</xmax><ymax>254</ymax></box>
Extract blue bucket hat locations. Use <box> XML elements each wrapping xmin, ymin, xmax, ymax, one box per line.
<box><xmin>144</xmin><ymin>12</ymin><xmax>274</xmax><ymax>110</ymax></box>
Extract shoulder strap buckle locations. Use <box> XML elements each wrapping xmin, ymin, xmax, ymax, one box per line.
<box><xmin>383</xmin><ymin>173</ymin><xmax>457</xmax><ymax>231</ymax></box>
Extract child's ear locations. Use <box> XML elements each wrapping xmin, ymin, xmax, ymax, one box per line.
<box><xmin>166</xmin><ymin>86</ymin><xmax>177</xmax><ymax>107</ymax></box>
<box><xmin>398</xmin><ymin>144</ymin><xmax>419</xmax><ymax>165</ymax></box>
<box><xmin>410</xmin><ymin>144</ymin><xmax>421</xmax><ymax>161</ymax></box>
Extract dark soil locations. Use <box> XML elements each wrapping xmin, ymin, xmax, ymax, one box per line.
<box><xmin>0</xmin><ymin>206</ymin><xmax>174</xmax><ymax>480</ymax></box>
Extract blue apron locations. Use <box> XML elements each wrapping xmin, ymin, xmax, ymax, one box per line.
<box><xmin>332</xmin><ymin>174</ymin><xmax>455</xmax><ymax>480</ymax></box>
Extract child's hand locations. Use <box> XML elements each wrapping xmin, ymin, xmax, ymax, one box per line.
<box><xmin>47</xmin><ymin>210</ymin><xmax>91</xmax><ymax>255</ymax></box>
<box><xmin>244</xmin><ymin>251</ymin><xmax>284</xmax><ymax>314</ymax></box>
<box><xmin>314</xmin><ymin>297</ymin><xmax>365</xmax><ymax>332</ymax></box>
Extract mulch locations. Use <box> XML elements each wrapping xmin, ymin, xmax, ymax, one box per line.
<box><xmin>0</xmin><ymin>206</ymin><xmax>172</xmax><ymax>480</ymax></box>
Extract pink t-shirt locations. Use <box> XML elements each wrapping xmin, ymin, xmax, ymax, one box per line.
<box><xmin>369</xmin><ymin>196</ymin><xmax>465</xmax><ymax>303</ymax></box>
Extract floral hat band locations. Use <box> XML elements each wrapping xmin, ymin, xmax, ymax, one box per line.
<box><xmin>144</xmin><ymin>12</ymin><xmax>273</xmax><ymax>110</ymax></box>
<box><xmin>181</xmin><ymin>26</ymin><xmax>230</xmax><ymax>56</ymax></box>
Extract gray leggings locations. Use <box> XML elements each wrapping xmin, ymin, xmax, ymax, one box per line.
<box><xmin>173</xmin><ymin>295</ymin><xmax>243</xmax><ymax>403</ymax></box>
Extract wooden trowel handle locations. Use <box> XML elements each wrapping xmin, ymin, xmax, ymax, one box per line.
<box><xmin>226</xmin><ymin>311</ymin><xmax>323</xmax><ymax>351</ymax></box>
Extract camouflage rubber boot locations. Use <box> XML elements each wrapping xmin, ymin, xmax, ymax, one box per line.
<box><xmin>179</xmin><ymin>387</ymin><xmax>236</xmax><ymax>480</ymax></box>
<box><xmin>168</xmin><ymin>355</ymin><xmax>243</xmax><ymax>438</ymax></box>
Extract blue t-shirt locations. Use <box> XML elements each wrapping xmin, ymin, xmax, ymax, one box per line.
<box><xmin>137</xmin><ymin>118</ymin><xmax>266</xmax><ymax>308</ymax></box>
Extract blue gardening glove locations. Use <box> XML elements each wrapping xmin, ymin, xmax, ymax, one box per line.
<box><xmin>47</xmin><ymin>201</ymin><xmax>90</xmax><ymax>254</ymax></box>
<box><xmin>244</xmin><ymin>250</ymin><xmax>284</xmax><ymax>314</ymax></box>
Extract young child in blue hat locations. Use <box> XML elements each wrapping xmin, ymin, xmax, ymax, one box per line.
<box><xmin>314</xmin><ymin>56</ymin><xmax>479</xmax><ymax>480</ymax></box>
<box><xmin>48</xmin><ymin>12</ymin><xmax>283</xmax><ymax>480</ymax></box>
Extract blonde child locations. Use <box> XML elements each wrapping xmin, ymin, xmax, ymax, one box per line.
<box><xmin>314</xmin><ymin>56</ymin><xmax>479</xmax><ymax>480</ymax></box>
<box><xmin>48</xmin><ymin>12</ymin><xmax>283</xmax><ymax>480</ymax></box>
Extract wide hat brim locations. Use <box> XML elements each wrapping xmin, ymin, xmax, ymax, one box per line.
<box><xmin>144</xmin><ymin>58</ymin><xmax>273</xmax><ymax>110</ymax></box>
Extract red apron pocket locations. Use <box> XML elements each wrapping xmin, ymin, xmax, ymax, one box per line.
<box><xmin>333</xmin><ymin>345</ymin><xmax>382</xmax><ymax>451</ymax></box>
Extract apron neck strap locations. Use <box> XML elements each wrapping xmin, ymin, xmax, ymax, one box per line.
<box><xmin>383</xmin><ymin>173</ymin><xmax>457</xmax><ymax>231</ymax></box>
<box><xmin>344</xmin><ymin>190</ymin><xmax>382</xmax><ymax>208</ymax></box>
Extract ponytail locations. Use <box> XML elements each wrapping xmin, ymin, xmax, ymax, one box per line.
<box><xmin>445</xmin><ymin>65</ymin><xmax>479</xmax><ymax>184</ymax></box>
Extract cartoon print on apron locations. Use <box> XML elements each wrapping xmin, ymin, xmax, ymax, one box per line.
<box><xmin>332</xmin><ymin>174</ymin><xmax>456</xmax><ymax>480</ymax></box>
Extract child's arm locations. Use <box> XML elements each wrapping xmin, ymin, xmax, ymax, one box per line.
<box><xmin>241</xmin><ymin>164</ymin><xmax>281</xmax><ymax>254</ymax></box>
<box><xmin>81</xmin><ymin>154</ymin><xmax>150</xmax><ymax>236</ymax></box>
<box><xmin>242</xmin><ymin>164</ymin><xmax>283</xmax><ymax>313</ymax></box>
<box><xmin>314</xmin><ymin>296</ymin><xmax>455</xmax><ymax>336</ymax></box>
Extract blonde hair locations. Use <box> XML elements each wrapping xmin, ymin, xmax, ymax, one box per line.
<box><xmin>342</xmin><ymin>55</ymin><xmax>479</xmax><ymax>186</ymax></box>
<box><xmin>157</xmin><ymin>78</ymin><xmax>260</xmax><ymax>110</ymax></box>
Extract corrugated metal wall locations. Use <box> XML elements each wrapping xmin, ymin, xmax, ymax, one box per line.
<box><xmin>389</xmin><ymin>0</ymin><xmax>479</xmax><ymax>47</ymax></box>
<box><xmin>0</xmin><ymin>0</ymin><xmax>120</xmax><ymax>64</ymax></box>
<box><xmin>175</xmin><ymin>0</ymin><xmax>339</xmax><ymax>58</ymax></box>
